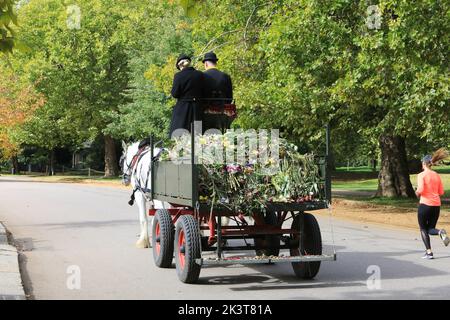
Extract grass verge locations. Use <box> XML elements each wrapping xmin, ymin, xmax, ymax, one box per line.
<box><xmin>332</xmin><ymin>167</ymin><xmax>450</xmax><ymax>213</ymax></box>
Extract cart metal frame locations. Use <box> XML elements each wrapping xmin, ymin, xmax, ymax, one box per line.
<box><xmin>148</xmin><ymin>125</ymin><xmax>336</xmax><ymax>282</ymax></box>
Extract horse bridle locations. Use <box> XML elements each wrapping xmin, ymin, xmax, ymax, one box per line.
<box><xmin>121</xmin><ymin>153</ymin><xmax>139</xmax><ymax>182</ymax></box>
<box><xmin>121</xmin><ymin>140</ymin><xmax>164</xmax><ymax>181</ymax></box>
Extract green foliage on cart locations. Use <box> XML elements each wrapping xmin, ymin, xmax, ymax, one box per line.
<box><xmin>161</xmin><ymin>132</ymin><xmax>323</xmax><ymax>215</ymax></box>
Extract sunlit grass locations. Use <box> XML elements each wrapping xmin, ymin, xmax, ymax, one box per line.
<box><xmin>335</xmin><ymin>166</ymin><xmax>379</xmax><ymax>173</ymax></box>
<box><xmin>332</xmin><ymin>166</ymin><xmax>450</xmax><ymax>212</ymax></box>
<box><xmin>0</xmin><ymin>173</ymin><xmax>121</xmax><ymax>183</ymax></box>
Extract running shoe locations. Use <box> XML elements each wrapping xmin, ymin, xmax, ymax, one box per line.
<box><xmin>422</xmin><ymin>252</ymin><xmax>434</xmax><ymax>260</ymax></box>
<box><xmin>439</xmin><ymin>229</ymin><xmax>450</xmax><ymax>247</ymax></box>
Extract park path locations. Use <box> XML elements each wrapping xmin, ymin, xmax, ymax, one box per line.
<box><xmin>1</xmin><ymin>176</ymin><xmax>449</xmax><ymax>300</ymax></box>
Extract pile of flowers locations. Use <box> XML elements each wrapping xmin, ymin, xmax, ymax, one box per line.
<box><xmin>160</xmin><ymin>131</ymin><xmax>324</xmax><ymax>215</ymax></box>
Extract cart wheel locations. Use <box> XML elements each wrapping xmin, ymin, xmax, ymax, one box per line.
<box><xmin>290</xmin><ymin>213</ymin><xmax>322</xmax><ymax>279</ymax></box>
<box><xmin>255</xmin><ymin>211</ymin><xmax>281</xmax><ymax>257</ymax></box>
<box><xmin>152</xmin><ymin>209</ymin><xmax>174</xmax><ymax>268</ymax></box>
<box><xmin>175</xmin><ymin>215</ymin><xmax>202</xmax><ymax>283</ymax></box>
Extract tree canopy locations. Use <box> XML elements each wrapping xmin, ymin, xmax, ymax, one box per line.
<box><xmin>0</xmin><ymin>65</ymin><xmax>45</xmax><ymax>159</ymax></box>
<box><xmin>0</xmin><ymin>0</ymin><xmax>17</xmax><ymax>54</ymax></box>
<box><xmin>1</xmin><ymin>0</ymin><xmax>448</xmax><ymax>196</ymax></box>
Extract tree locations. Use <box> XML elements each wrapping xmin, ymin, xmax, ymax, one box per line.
<box><xmin>105</xmin><ymin>1</ymin><xmax>194</xmax><ymax>142</ymax></box>
<box><xmin>0</xmin><ymin>0</ymin><xmax>16</xmax><ymax>55</ymax></box>
<box><xmin>189</xmin><ymin>0</ymin><xmax>449</xmax><ymax>198</ymax></box>
<box><xmin>330</xmin><ymin>0</ymin><xmax>449</xmax><ymax>197</ymax></box>
<box><xmin>0</xmin><ymin>65</ymin><xmax>45</xmax><ymax>172</ymax></box>
<box><xmin>11</xmin><ymin>0</ymin><xmax>145</xmax><ymax>176</ymax></box>
<box><xmin>4</xmin><ymin>0</ymin><xmax>448</xmax><ymax>189</ymax></box>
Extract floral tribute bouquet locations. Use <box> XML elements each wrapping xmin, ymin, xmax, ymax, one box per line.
<box><xmin>160</xmin><ymin>131</ymin><xmax>323</xmax><ymax>215</ymax></box>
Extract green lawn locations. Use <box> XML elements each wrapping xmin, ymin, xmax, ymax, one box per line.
<box><xmin>335</xmin><ymin>166</ymin><xmax>379</xmax><ymax>173</ymax></box>
<box><xmin>335</xmin><ymin>165</ymin><xmax>450</xmax><ymax>174</ymax></box>
<box><xmin>333</xmin><ymin>179</ymin><xmax>378</xmax><ymax>191</ymax></box>
<box><xmin>332</xmin><ymin>166</ymin><xmax>450</xmax><ymax>211</ymax></box>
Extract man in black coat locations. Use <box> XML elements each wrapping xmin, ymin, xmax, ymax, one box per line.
<box><xmin>169</xmin><ymin>54</ymin><xmax>205</xmax><ymax>138</ymax></box>
<box><xmin>202</xmin><ymin>52</ymin><xmax>234</xmax><ymax>132</ymax></box>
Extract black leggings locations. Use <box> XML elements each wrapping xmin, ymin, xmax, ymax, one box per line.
<box><xmin>418</xmin><ymin>204</ymin><xmax>440</xmax><ymax>250</ymax></box>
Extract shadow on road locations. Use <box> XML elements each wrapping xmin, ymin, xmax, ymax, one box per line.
<box><xmin>198</xmin><ymin>273</ymin><xmax>364</xmax><ymax>291</ymax></box>
<box><xmin>337</xmin><ymin>283</ymin><xmax>450</xmax><ymax>300</ymax></box>
<box><xmin>198</xmin><ymin>274</ymin><xmax>274</xmax><ymax>285</ymax></box>
<box><xmin>195</xmin><ymin>245</ymin><xmax>448</xmax><ymax>292</ymax></box>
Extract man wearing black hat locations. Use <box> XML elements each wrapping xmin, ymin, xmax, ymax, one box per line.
<box><xmin>202</xmin><ymin>52</ymin><xmax>234</xmax><ymax>132</ymax></box>
<box><xmin>169</xmin><ymin>54</ymin><xmax>205</xmax><ymax>137</ymax></box>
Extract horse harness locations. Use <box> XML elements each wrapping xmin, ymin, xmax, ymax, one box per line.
<box><xmin>127</xmin><ymin>146</ymin><xmax>162</xmax><ymax>206</ymax></box>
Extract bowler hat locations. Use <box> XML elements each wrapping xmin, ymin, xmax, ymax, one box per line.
<box><xmin>176</xmin><ymin>54</ymin><xmax>191</xmax><ymax>70</ymax></box>
<box><xmin>202</xmin><ymin>52</ymin><xmax>219</xmax><ymax>63</ymax></box>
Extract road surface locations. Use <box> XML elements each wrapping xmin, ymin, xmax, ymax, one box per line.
<box><xmin>1</xmin><ymin>176</ymin><xmax>449</xmax><ymax>300</ymax></box>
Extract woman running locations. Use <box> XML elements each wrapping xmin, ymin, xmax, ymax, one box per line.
<box><xmin>416</xmin><ymin>148</ymin><xmax>449</xmax><ymax>259</ymax></box>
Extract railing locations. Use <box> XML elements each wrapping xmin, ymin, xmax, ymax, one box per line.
<box><xmin>0</xmin><ymin>166</ymin><xmax>106</xmax><ymax>177</ymax></box>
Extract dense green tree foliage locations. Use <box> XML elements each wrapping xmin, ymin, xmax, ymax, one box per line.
<box><xmin>0</xmin><ymin>0</ymin><xmax>16</xmax><ymax>54</ymax></box>
<box><xmin>185</xmin><ymin>0</ymin><xmax>449</xmax><ymax>196</ymax></box>
<box><xmin>1</xmin><ymin>0</ymin><xmax>448</xmax><ymax>196</ymax></box>
<box><xmin>105</xmin><ymin>1</ymin><xmax>193</xmax><ymax>141</ymax></box>
<box><xmin>9</xmin><ymin>0</ymin><xmax>141</xmax><ymax>176</ymax></box>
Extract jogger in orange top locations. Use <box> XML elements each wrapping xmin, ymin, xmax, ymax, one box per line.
<box><xmin>415</xmin><ymin>149</ymin><xmax>449</xmax><ymax>259</ymax></box>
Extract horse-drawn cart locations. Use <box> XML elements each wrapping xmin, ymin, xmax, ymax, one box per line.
<box><xmin>148</xmin><ymin>128</ymin><xmax>336</xmax><ymax>283</ymax></box>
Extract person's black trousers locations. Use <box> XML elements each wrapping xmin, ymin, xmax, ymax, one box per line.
<box><xmin>418</xmin><ymin>204</ymin><xmax>441</xmax><ymax>250</ymax></box>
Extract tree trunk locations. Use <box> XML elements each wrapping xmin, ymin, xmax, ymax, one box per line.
<box><xmin>104</xmin><ymin>135</ymin><xmax>119</xmax><ymax>177</ymax></box>
<box><xmin>370</xmin><ymin>158</ymin><xmax>377</xmax><ymax>172</ymax></box>
<box><xmin>376</xmin><ymin>135</ymin><xmax>415</xmax><ymax>198</ymax></box>
<box><xmin>11</xmin><ymin>156</ymin><xmax>20</xmax><ymax>175</ymax></box>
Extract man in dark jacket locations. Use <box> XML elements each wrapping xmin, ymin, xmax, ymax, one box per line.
<box><xmin>202</xmin><ymin>52</ymin><xmax>234</xmax><ymax>132</ymax></box>
<box><xmin>169</xmin><ymin>54</ymin><xmax>205</xmax><ymax>138</ymax></box>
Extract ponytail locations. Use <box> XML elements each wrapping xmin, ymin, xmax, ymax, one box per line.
<box><xmin>431</xmin><ymin>148</ymin><xmax>449</xmax><ymax>166</ymax></box>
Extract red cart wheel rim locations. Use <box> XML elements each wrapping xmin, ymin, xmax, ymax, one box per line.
<box><xmin>178</xmin><ymin>229</ymin><xmax>186</xmax><ymax>269</ymax></box>
<box><xmin>155</xmin><ymin>222</ymin><xmax>161</xmax><ymax>255</ymax></box>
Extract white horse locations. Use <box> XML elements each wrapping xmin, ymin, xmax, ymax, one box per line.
<box><xmin>120</xmin><ymin>141</ymin><xmax>171</xmax><ymax>248</ymax></box>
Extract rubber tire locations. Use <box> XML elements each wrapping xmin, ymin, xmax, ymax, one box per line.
<box><xmin>290</xmin><ymin>213</ymin><xmax>322</xmax><ymax>279</ymax></box>
<box><xmin>152</xmin><ymin>209</ymin><xmax>174</xmax><ymax>268</ymax></box>
<box><xmin>255</xmin><ymin>211</ymin><xmax>281</xmax><ymax>257</ymax></box>
<box><xmin>175</xmin><ymin>215</ymin><xmax>202</xmax><ymax>283</ymax></box>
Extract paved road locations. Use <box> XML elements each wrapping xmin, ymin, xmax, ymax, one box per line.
<box><xmin>1</xmin><ymin>177</ymin><xmax>449</xmax><ymax>300</ymax></box>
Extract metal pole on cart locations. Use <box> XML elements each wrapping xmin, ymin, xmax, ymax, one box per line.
<box><xmin>191</xmin><ymin>123</ymin><xmax>199</xmax><ymax>214</ymax></box>
<box><xmin>217</xmin><ymin>211</ymin><xmax>223</xmax><ymax>259</ymax></box>
<box><xmin>150</xmin><ymin>135</ymin><xmax>154</xmax><ymax>202</ymax></box>
<box><xmin>325</xmin><ymin>123</ymin><xmax>337</xmax><ymax>258</ymax></box>
<box><xmin>325</xmin><ymin>123</ymin><xmax>332</xmax><ymax>203</ymax></box>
